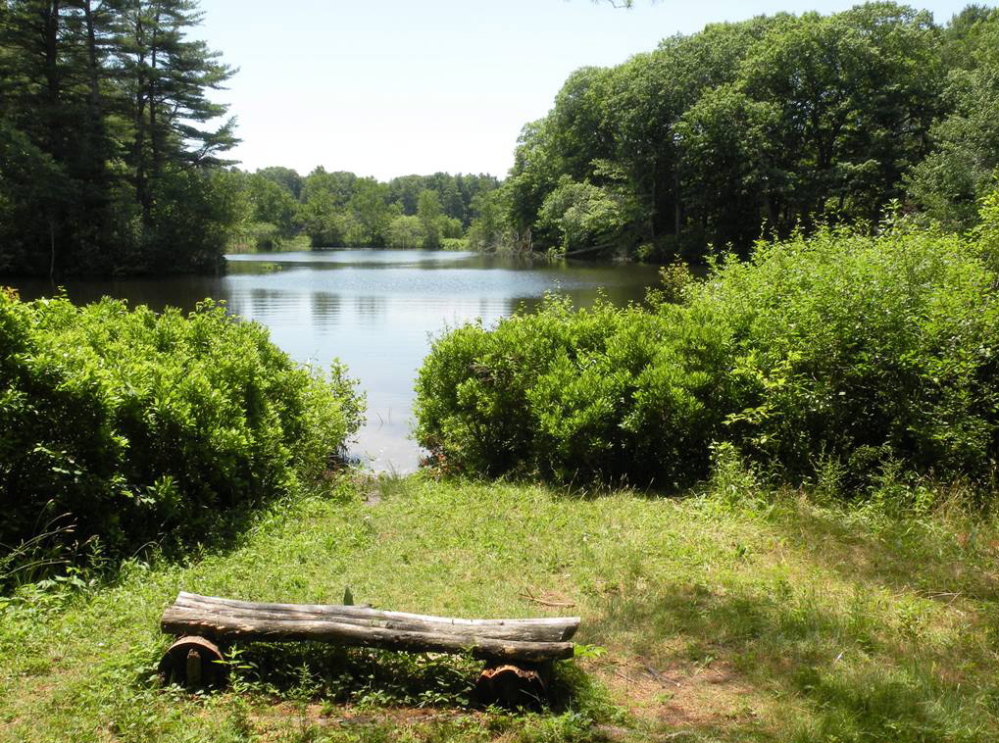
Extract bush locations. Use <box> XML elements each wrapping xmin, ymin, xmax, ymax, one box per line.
<box><xmin>415</xmin><ymin>224</ymin><xmax>999</xmax><ymax>492</ymax></box>
<box><xmin>439</xmin><ymin>238</ymin><xmax>469</xmax><ymax>251</ymax></box>
<box><xmin>414</xmin><ymin>296</ymin><xmax>739</xmax><ymax>487</ymax></box>
<box><xmin>704</xmin><ymin>225</ymin><xmax>999</xmax><ymax>488</ymax></box>
<box><xmin>0</xmin><ymin>291</ymin><xmax>363</xmax><ymax>564</ymax></box>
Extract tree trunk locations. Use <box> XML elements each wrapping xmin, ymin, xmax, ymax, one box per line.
<box><xmin>476</xmin><ymin>662</ymin><xmax>553</xmax><ymax>708</ymax></box>
<box><xmin>133</xmin><ymin>14</ymin><xmax>149</xmax><ymax>223</ymax></box>
<box><xmin>43</xmin><ymin>0</ymin><xmax>61</xmax><ymax>104</ymax></box>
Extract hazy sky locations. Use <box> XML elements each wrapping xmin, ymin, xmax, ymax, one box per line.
<box><xmin>195</xmin><ymin>0</ymin><xmax>995</xmax><ymax>181</ymax></box>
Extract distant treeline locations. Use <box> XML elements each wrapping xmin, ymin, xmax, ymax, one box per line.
<box><xmin>472</xmin><ymin>2</ymin><xmax>999</xmax><ymax>260</ymax></box>
<box><xmin>3</xmin><ymin>2</ymin><xmax>999</xmax><ymax>275</ymax></box>
<box><xmin>233</xmin><ymin>168</ymin><xmax>500</xmax><ymax>251</ymax></box>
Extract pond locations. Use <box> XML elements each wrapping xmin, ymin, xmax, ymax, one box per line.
<box><xmin>8</xmin><ymin>250</ymin><xmax>661</xmax><ymax>471</ymax></box>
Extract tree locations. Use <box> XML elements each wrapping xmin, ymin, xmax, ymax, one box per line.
<box><xmin>346</xmin><ymin>177</ymin><xmax>394</xmax><ymax>245</ymax></box>
<box><xmin>256</xmin><ymin>165</ymin><xmax>303</xmax><ymax>199</ymax></box>
<box><xmin>114</xmin><ymin>0</ymin><xmax>238</xmax><ymax>226</ymax></box>
<box><xmin>417</xmin><ymin>189</ymin><xmax>443</xmax><ymax>248</ymax></box>
<box><xmin>738</xmin><ymin>4</ymin><xmax>943</xmax><ymax>229</ymax></box>
<box><xmin>387</xmin><ymin>215</ymin><xmax>425</xmax><ymax>249</ymax></box>
<box><xmin>501</xmin><ymin>3</ymin><xmax>954</xmax><ymax>260</ymax></box>
<box><xmin>0</xmin><ymin>0</ymin><xmax>117</xmax><ymax>273</ymax></box>
<box><xmin>0</xmin><ymin>0</ymin><xmax>241</xmax><ymax>274</ymax></box>
<box><xmin>908</xmin><ymin>8</ymin><xmax>999</xmax><ymax>230</ymax></box>
<box><xmin>467</xmin><ymin>190</ymin><xmax>509</xmax><ymax>251</ymax></box>
<box><xmin>674</xmin><ymin>85</ymin><xmax>780</xmax><ymax>249</ymax></box>
<box><xmin>537</xmin><ymin>176</ymin><xmax>629</xmax><ymax>254</ymax></box>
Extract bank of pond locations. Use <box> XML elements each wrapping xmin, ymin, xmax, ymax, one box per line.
<box><xmin>3</xmin><ymin>221</ymin><xmax>999</xmax><ymax>578</ymax></box>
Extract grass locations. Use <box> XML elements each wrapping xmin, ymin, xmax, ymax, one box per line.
<box><xmin>3</xmin><ymin>472</ymin><xmax>999</xmax><ymax>742</ymax></box>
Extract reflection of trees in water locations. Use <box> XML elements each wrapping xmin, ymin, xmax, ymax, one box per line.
<box><xmin>355</xmin><ymin>295</ymin><xmax>386</xmax><ymax>324</ymax></box>
<box><xmin>311</xmin><ymin>292</ymin><xmax>342</xmax><ymax>325</ymax></box>
<box><xmin>505</xmin><ymin>283</ymin><xmax>647</xmax><ymax>317</ymax></box>
<box><xmin>248</xmin><ymin>288</ymin><xmax>289</xmax><ymax>319</ymax></box>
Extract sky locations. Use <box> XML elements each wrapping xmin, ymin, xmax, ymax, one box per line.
<box><xmin>194</xmin><ymin>0</ymin><xmax>996</xmax><ymax>182</ymax></box>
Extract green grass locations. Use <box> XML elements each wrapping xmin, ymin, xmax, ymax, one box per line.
<box><xmin>3</xmin><ymin>473</ymin><xmax>999</xmax><ymax>742</ymax></box>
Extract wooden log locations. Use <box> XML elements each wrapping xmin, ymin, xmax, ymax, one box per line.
<box><xmin>172</xmin><ymin>592</ymin><xmax>580</xmax><ymax>643</ymax></box>
<box><xmin>160</xmin><ymin>605</ymin><xmax>574</xmax><ymax>663</ymax></box>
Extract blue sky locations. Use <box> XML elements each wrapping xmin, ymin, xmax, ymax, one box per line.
<box><xmin>195</xmin><ymin>0</ymin><xmax>995</xmax><ymax>181</ymax></box>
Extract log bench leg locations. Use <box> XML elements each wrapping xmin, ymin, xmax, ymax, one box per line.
<box><xmin>158</xmin><ymin>636</ymin><xmax>226</xmax><ymax>690</ymax></box>
<box><xmin>475</xmin><ymin>661</ymin><xmax>553</xmax><ymax>708</ymax></box>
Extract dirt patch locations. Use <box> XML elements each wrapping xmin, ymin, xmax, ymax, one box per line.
<box><xmin>591</xmin><ymin>655</ymin><xmax>764</xmax><ymax>731</ymax></box>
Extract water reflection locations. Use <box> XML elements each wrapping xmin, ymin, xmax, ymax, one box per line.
<box><xmin>4</xmin><ymin>249</ymin><xmax>659</xmax><ymax>472</ymax></box>
<box><xmin>354</xmin><ymin>295</ymin><xmax>386</xmax><ymax>325</ymax></box>
<box><xmin>311</xmin><ymin>293</ymin><xmax>342</xmax><ymax>326</ymax></box>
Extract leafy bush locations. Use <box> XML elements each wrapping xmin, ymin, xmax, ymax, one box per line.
<box><xmin>414</xmin><ymin>296</ymin><xmax>739</xmax><ymax>487</ymax></box>
<box><xmin>705</xmin><ymin>225</ymin><xmax>999</xmax><ymax>488</ymax></box>
<box><xmin>415</xmin><ymin>224</ymin><xmax>999</xmax><ymax>493</ymax></box>
<box><xmin>439</xmin><ymin>238</ymin><xmax>469</xmax><ymax>251</ymax></box>
<box><xmin>0</xmin><ymin>291</ymin><xmax>363</xmax><ymax>564</ymax></box>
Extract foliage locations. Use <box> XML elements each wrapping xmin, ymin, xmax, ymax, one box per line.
<box><xmin>415</xmin><ymin>222</ymin><xmax>999</xmax><ymax>492</ymax></box>
<box><xmin>976</xmin><ymin>185</ymin><xmax>999</xmax><ymax>272</ymax></box>
<box><xmin>492</xmin><ymin>2</ymin><xmax>989</xmax><ymax>260</ymax></box>
<box><xmin>415</xmin><ymin>295</ymin><xmax>737</xmax><ymax>486</ymax></box>
<box><xmin>0</xmin><ymin>0</ymin><xmax>240</xmax><ymax>276</ymax></box>
<box><xmin>386</xmin><ymin>214</ymin><xmax>425</xmax><ymax>249</ymax></box>
<box><xmin>536</xmin><ymin>177</ymin><xmax>631</xmax><ymax>254</ymax></box>
<box><xmin>701</xmin><ymin>224</ymin><xmax>999</xmax><ymax>489</ymax></box>
<box><xmin>275</xmin><ymin>168</ymin><xmax>499</xmax><ymax>250</ymax></box>
<box><xmin>907</xmin><ymin>8</ymin><xmax>999</xmax><ymax>230</ymax></box>
<box><xmin>0</xmin><ymin>290</ymin><xmax>364</xmax><ymax>570</ymax></box>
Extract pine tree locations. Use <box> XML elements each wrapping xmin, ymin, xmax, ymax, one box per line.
<box><xmin>114</xmin><ymin>0</ymin><xmax>238</xmax><ymax>226</ymax></box>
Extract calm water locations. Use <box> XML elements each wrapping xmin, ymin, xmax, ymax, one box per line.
<box><xmin>7</xmin><ymin>250</ymin><xmax>660</xmax><ymax>471</ymax></box>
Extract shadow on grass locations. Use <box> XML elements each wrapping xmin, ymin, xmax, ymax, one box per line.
<box><xmin>765</xmin><ymin>501</ymin><xmax>999</xmax><ymax>603</ymax></box>
<box><xmin>191</xmin><ymin>642</ymin><xmax>602</xmax><ymax>715</ymax></box>
<box><xmin>586</xmin><ymin>577</ymin><xmax>999</xmax><ymax>743</ymax></box>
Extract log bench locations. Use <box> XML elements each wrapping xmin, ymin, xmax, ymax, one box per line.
<box><xmin>159</xmin><ymin>592</ymin><xmax>581</xmax><ymax>705</ymax></box>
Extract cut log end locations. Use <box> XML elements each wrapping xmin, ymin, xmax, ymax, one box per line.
<box><xmin>158</xmin><ymin>635</ymin><xmax>226</xmax><ymax>690</ymax></box>
<box><xmin>475</xmin><ymin>662</ymin><xmax>553</xmax><ymax>709</ymax></box>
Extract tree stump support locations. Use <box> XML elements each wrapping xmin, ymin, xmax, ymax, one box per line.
<box><xmin>475</xmin><ymin>661</ymin><xmax>554</xmax><ymax>708</ymax></box>
<box><xmin>157</xmin><ymin>635</ymin><xmax>226</xmax><ymax>690</ymax></box>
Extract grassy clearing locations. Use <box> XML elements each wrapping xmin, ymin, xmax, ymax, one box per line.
<box><xmin>2</xmin><ymin>474</ymin><xmax>999</xmax><ymax>742</ymax></box>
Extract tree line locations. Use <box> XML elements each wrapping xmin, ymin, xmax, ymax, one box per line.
<box><xmin>469</xmin><ymin>2</ymin><xmax>999</xmax><ymax>260</ymax></box>
<box><xmin>0</xmin><ymin>0</ymin><xmax>240</xmax><ymax>276</ymax></box>
<box><xmin>233</xmin><ymin>168</ymin><xmax>499</xmax><ymax>251</ymax></box>
<box><xmin>3</xmin><ymin>1</ymin><xmax>998</xmax><ymax>274</ymax></box>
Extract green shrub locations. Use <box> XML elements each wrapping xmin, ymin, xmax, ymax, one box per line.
<box><xmin>415</xmin><ymin>225</ymin><xmax>999</xmax><ymax>493</ymax></box>
<box><xmin>439</xmin><ymin>238</ymin><xmax>469</xmax><ymax>251</ymax></box>
<box><xmin>706</xmin><ymin>226</ymin><xmax>999</xmax><ymax>487</ymax></box>
<box><xmin>414</xmin><ymin>296</ymin><xmax>739</xmax><ymax>486</ymax></box>
<box><xmin>0</xmin><ymin>291</ymin><xmax>363</xmax><ymax>565</ymax></box>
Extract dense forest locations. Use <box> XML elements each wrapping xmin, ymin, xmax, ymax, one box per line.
<box><xmin>0</xmin><ymin>0</ymin><xmax>240</xmax><ymax>276</ymax></box>
<box><xmin>472</xmin><ymin>2</ymin><xmax>999</xmax><ymax>259</ymax></box>
<box><xmin>2</xmin><ymin>1</ymin><xmax>998</xmax><ymax>275</ymax></box>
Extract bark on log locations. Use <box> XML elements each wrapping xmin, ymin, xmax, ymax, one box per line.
<box><xmin>170</xmin><ymin>592</ymin><xmax>579</xmax><ymax>643</ymax></box>
<box><xmin>161</xmin><ymin>606</ymin><xmax>575</xmax><ymax>663</ymax></box>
